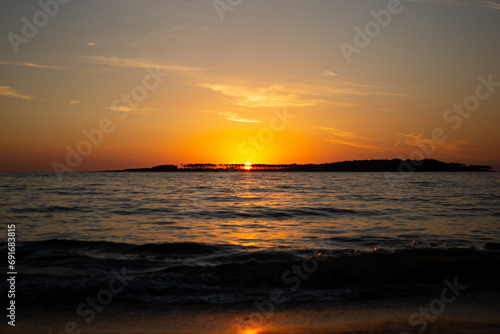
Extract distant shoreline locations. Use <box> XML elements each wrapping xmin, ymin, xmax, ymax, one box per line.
<box><xmin>105</xmin><ymin>159</ymin><xmax>494</xmax><ymax>173</ymax></box>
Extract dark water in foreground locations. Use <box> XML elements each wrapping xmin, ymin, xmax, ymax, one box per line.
<box><xmin>1</xmin><ymin>172</ymin><xmax>499</xmax><ymax>305</ymax></box>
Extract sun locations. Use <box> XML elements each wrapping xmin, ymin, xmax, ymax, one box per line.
<box><xmin>244</xmin><ymin>162</ymin><xmax>252</xmax><ymax>170</ymax></box>
<box><xmin>242</xmin><ymin>329</ymin><xmax>259</xmax><ymax>334</ymax></box>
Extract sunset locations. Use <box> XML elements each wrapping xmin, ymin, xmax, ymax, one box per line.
<box><xmin>1</xmin><ymin>0</ymin><xmax>499</xmax><ymax>171</ymax></box>
<box><xmin>1</xmin><ymin>1</ymin><xmax>500</xmax><ymax>334</ymax></box>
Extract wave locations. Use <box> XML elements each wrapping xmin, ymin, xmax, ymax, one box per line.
<box><xmin>3</xmin><ymin>240</ymin><xmax>499</xmax><ymax>305</ymax></box>
<box><xmin>175</xmin><ymin>206</ymin><xmax>369</xmax><ymax>220</ymax></box>
<box><xmin>10</xmin><ymin>205</ymin><xmax>94</xmax><ymax>213</ymax></box>
<box><xmin>8</xmin><ymin>204</ymin><xmax>372</xmax><ymax>219</ymax></box>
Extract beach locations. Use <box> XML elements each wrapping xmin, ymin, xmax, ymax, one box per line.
<box><xmin>5</xmin><ymin>296</ymin><xmax>500</xmax><ymax>334</ymax></box>
<box><xmin>2</xmin><ymin>0</ymin><xmax>500</xmax><ymax>331</ymax></box>
<box><xmin>1</xmin><ymin>172</ymin><xmax>499</xmax><ymax>333</ymax></box>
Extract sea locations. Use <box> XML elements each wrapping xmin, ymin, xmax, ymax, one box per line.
<box><xmin>1</xmin><ymin>171</ymin><xmax>499</xmax><ymax>307</ymax></box>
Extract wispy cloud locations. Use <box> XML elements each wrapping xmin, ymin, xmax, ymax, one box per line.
<box><xmin>403</xmin><ymin>0</ymin><xmax>468</xmax><ymax>5</ymax></box>
<box><xmin>324</xmin><ymin>70</ymin><xmax>338</xmax><ymax>77</ymax></box>
<box><xmin>106</xmin><ymin>105</ymin><xmax>156</xmax><ymax>114</ymax></box>
<box><xmin>210</xmin><ymin>111</ymin><xmax>262</xmax><ymax>123</ymax></box>
<box><xmin>198</xmin><ymin>83</ymin><xmax>318</xmax><ymax>108</ymax></box>
<box><xmin>83</xmin><ymin>56</ymin><xmax>205</xmax><ymax>73</ymax></box>
<box><xmin>320</xmin><ymin>127</ymin><xmax>370</xmax><ymax>140</ymax></box>
<box><xmin>0</xmin><ymin>86</ymin><xmax>33</xmax><ymax>100</ymax></box>
<box><xmin>0</xmin><ymin>60</ymin><xmax>63</xmax><ymax>70</ymax></box>
<box><xmin>402</xmin><ymin>0</ymin><xmax>500</xmax><ymax>9</ymax></box>
<box><xmin>22</xmin><ymin>62</ymin><xmax>63</xmax><ymax>70</ymax></box>
<box><xmin>69</xmin><ymin>100</ymin><xmax>80</xmax><ymax>104</ymax></box>
<box><xmin>328</xmin><ymin>102</ymin><xmax>356</xmax><ymax>107</ymax></box>
<box><xmin>326</xmin><ymin>139</ymin><xmax>385</xmax><ymax>151</ymax></box>
<box><xmin>320</xmin><ymin>127</ymin><xmax>385</xmax><ymax>152</ymax></box>
<box><xmin>480</xmin><ymin>0</ymin><xmax>500</xmax><ymax>9</ymax></box>
<box><xmin>397</xmin><ymin>133</ymin><xmax>468</xmax><ymax>151</ymax></box>
<box><xmin>285</xmin><ymin>80</ymin><xmax>404</xmax><ymax>97</ymax></box>
<box><xmin>198</xmin><ymin>74</ymin><xmax>400</xmax><ymax>109</ymax></box>
<box><xmin>87</xmin><ymin>42</ymin><xmax>96</xmax><ymax>46</ymax></box>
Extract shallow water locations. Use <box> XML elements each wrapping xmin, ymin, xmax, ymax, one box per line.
<box><xmin>1</xmin><ymin>172</ymin><xmax>499</xmax><ymax>305</ymax></box>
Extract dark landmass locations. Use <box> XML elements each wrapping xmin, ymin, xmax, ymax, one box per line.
<box><xmin>115</xmin><ymin>159</ymin><xmax>493</xmax><ymax>172</ymax></box>
<box><xmin>123</xmin><ymin>165</ymin><xmax>179</xmax><ymax>172</ymax></box>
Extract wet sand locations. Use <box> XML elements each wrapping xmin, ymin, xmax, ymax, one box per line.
<box><xmin>4</xmin><ymin>294</ymin><xmax>500</xmax><ymax>334</ymax></box>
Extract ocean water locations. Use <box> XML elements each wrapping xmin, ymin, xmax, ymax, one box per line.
<box><xmin>1</xmin><ymin>172</ymin><xmax>499</xmax><ymax>305</ymax></box>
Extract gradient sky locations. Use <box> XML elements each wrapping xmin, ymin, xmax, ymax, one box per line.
<box><xmin>1</xmin><ymin>0</ymin><xmax>499</xmax><ymax>171</ymax></box>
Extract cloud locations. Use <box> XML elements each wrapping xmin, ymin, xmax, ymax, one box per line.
<box><xmin>22</xmin><ymin>62</ymin><xmax>63</xmax><ymax>70</ymax></box>
<box><xmin>325</xmin><ymin>139</ymin><xmax>385</xmax><ymax>151</ymax></box>
<box><xmin>87</xmin><ymin>42</ymin><xmax>96</xmax><ymax>46</ymax></box>
<box><xmin>198</xmin><ymin>83</ymin><xmax>318</xmax><ymax>108</ymax></box>
<box><xmin>320</xmin><ymin>127</ymin><xmax>385</xmax><ymax>152</ymax></box>
<box><xmin>397</xmin><ymin>133</ymin><xmax>467</xmax><ymax>151</ymax></box>
<box><xmin>0</xmin><ymin>86</ymin><xmax>33</xmax><ymax>100</ymax></box>
<box><xmin>320</xmin><ymin>127</ymin><xmax>367</xmax><ymax>139</ymax></box>
<box><xmin>83</xmin><ymin>56</ymin><xmax>205</xmax><ymax>73</ymax></box>
<box><xmin>328</xmin><ymin>102</ymin><xmax>355</xmax><ymax>107</ymax></box>
<box><xmin>324</xmin><ymin>70</ymin><xmax>338</xmax><ymax>77</ymax></box>
<box><xmin>106</xmin><ymin>105</ymin><xmax>156</xmax><ymax>114</ymax></box>
<box><xmin>402</xmin><ymin>0</ymin><xmax>500</xmax><ymax>9</ymax></box>
<box><xmin>69</xmin><ymin>100</ymin><xmax>80</xmax><ymax>104</ymax></box>
<box><xmin>0</xmin><ymin>60</ymin><xmax>63</xmax><ymax>70</ymax></box>
<box><xmin>212</xmin><ymin>111</ymin><xmax>262</xmax><ymax>123</ymax></box>
<box><xmin>285</xmin><ymin>80</ymin><xmax>404</xmax><ymax>97</ymax></box>
<box><xmin>197</xmin><ymin>74</ymin><xmax>401</xmax><ymax>109</ymax></box>
<box><xmin>480</xmin><ymin>0</ymin><xmax>500</xmax><ymax>9</ymax></box>
<box><xmin>403</xmin><ymin>0</ymin><xmax>468</xmax><ymax>5</ymax></box>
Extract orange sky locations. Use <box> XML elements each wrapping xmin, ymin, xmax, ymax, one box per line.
<box><xmin>1</xmin><ymin>0</ymin><xmax>499</xmax><ymax>171</ymax></box>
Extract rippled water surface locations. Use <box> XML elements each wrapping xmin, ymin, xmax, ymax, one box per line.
<box><xmin>2</xmin><ymin>172</ymin><xmax>499</xmax><ymax>249</ymax></box>
<box><xmin>1</xmin><ymin>172</ymin><xmax>499</xmax><ymax>305</ymax></box>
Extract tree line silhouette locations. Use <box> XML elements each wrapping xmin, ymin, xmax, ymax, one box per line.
<box><xmin>120</xmin><ymin>159</ymin><xmax>493</xmax><ymax>172</ymax></box>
